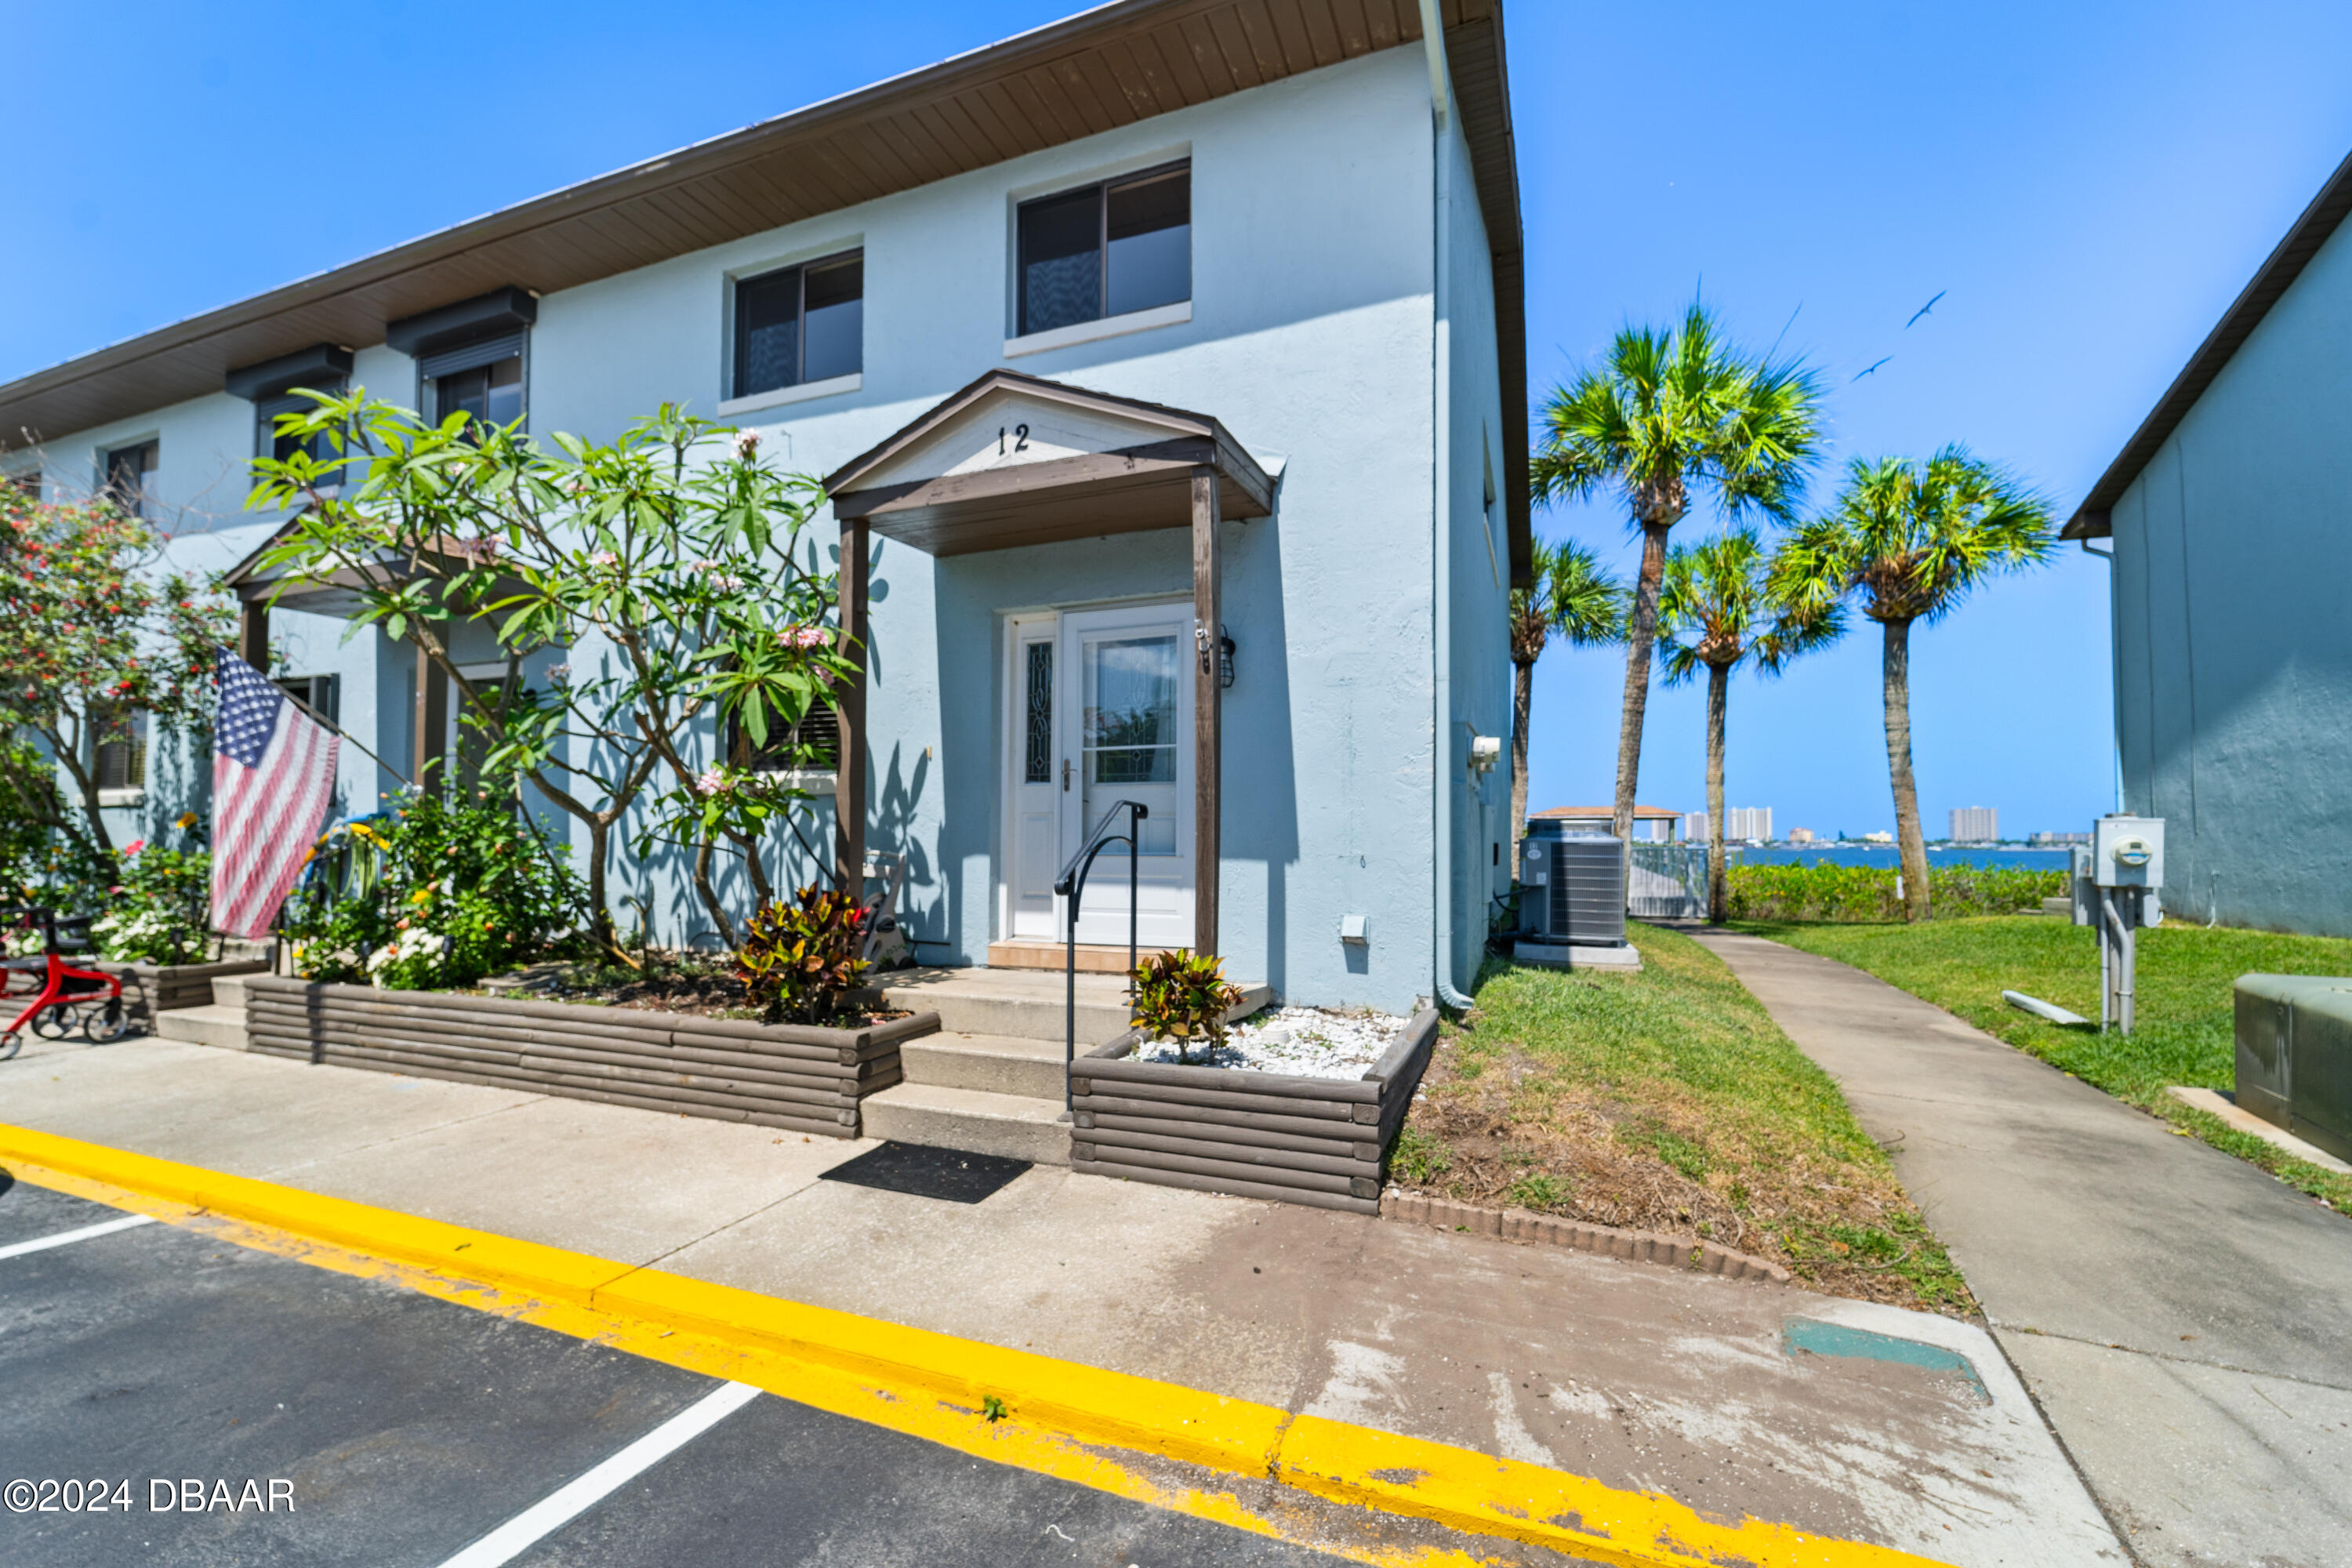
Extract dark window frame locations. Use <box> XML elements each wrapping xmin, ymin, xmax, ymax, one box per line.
<box><xmin>1015</xmin><ymin>159</ymin><xmax>1192</xmax><ymax>338</ymax></box>
<box><xmin>256</xmin><ymin>387</ymin><xmax>350</xmax><ymax>491</ymax></box>
<box><xmin>273</xmin><ymin>673</ymin><xmax>341</xmax><ymax>728</ymax></box>
<box><xmin>730</xmin><ymin>249</ymin><xmax>865</xmax><ymax>401</ymax></box>
<box><xmin>101</xmin><ymin>439</ymin><xmax>160</xmax><ymax>521</ymax></box>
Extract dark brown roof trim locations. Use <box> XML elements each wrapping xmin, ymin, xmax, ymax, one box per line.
<box><xmin>2063</xmin><ymin>144</ymin><xmax>2352</xmax><ymax>539</ymax></box>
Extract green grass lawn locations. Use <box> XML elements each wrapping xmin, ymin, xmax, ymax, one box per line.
<box><xmin>1733</xmin><ymin>914</ymin><xmax>2352</xmax><ymax>1213</ymax></box>
<box><xmin>1398</xmin><ymin>924</ymin><xmax>1974</xmax><ymax>1316</ymax></box>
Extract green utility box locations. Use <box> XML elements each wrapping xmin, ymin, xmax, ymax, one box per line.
<box><xmin>2235</xmin><ymin>975</ymin><xmax>2352</xmax><ymax>1162</ymax></box>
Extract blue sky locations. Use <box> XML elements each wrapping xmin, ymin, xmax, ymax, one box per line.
<box><xmin>5</xmin><ymin>1</ymin><xmax>2348</xmax><ymax>840</ymax></box>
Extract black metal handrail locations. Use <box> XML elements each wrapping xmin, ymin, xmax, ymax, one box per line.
<box><xmin>1052</xmin><ymin>800</ymin><xmax>1148</xmax><ymax>1111</ymax></box>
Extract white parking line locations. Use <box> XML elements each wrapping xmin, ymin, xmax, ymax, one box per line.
<box><xmin>0</xmin><ymin>1213</ymin><xmax>157</xmax><ymax>1260</ymax></box>
<box><xmin>434</xmin><ymin>1380</ymin><xmax>763</xmax><ymax>1568</ymax></box>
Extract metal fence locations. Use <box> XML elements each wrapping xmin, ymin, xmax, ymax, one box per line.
<box><xmin>1628</xmin><ymin>841</ymin><xmax>1707</xmax><ymax>919</ymax></box>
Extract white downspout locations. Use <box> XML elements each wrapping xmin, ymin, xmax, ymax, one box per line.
<box><xmin>1421</xmin><ymin>0</ymin><xmax>1472</xmax><ymax>1011</ymax></box>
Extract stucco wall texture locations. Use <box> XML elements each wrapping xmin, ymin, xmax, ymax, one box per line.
<box><xmin>2109</xmin><ymin>210</ymin><xmax>2352</xmax><ymax>935</ymax></box>
<box><xmin>35</xmin><ymin>46</ymin><xmax>1511</xmax><ymax>1013</ymax></box>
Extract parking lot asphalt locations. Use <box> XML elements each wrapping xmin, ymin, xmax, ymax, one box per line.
<box><xmin>0</xmin><ymin>1176</ymin><xmax>1345</xmax><ymax>1567</ymax></box>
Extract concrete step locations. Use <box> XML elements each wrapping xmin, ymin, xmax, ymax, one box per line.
<box><xmin>155</xmin><ymin>1003</ymin><xmax>247</xmax><ymax>1051</ymax></box>
<box><xmin>881</xmin><ymin>968</ymin><xmax>1134</xmax><ymax>1044</ymax></box>
<box><xmin>858</xmin><ymin>1083</ymin><xmax>1071</xmax><ymax>1166</ymax></box>
<box><xmin>900</xmin><ymin>1032</ymin><xmax>1069</xmax><ymax>1099</ymax></box>
<box><xmin>212</xmin><ymin>973</ymin><xmax>257</xmax><ymax>1011</ymax></box>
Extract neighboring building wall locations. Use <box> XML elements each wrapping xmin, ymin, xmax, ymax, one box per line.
<box><xmin>2109</xmin><ymin>213</ymin><xmax>2352</xmax><ymax>934</ymax></box>
<box><xmin>38</xmin><ymin>45</ymin><xmax>1503</xmax><ymax>1012</ymax></box>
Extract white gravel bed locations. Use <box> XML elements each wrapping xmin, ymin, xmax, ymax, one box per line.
<box><xmin>1134</xmin><ymin>1004</ymin><xmax>1407</xmax><ymax>1079</ymax></box>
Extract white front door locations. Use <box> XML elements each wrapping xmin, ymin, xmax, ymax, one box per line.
<box><xmin>1002</xmin><ymin>602</ymin><xmax>1194</xmax><ymax>949</ymax></box>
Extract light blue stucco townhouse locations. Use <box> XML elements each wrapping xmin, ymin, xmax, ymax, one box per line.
<box><xmin>0</xmin><ymin>0</ymin><xmax>1528</xmax><ymax>1017</ymax></box>
<box><xmin>2065</xmin><ymin>143</ymin><xmax>2352</xmax><ymax>937</ymax></box>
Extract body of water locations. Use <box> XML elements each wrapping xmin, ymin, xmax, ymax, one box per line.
<box><xmin>1724</xmin><ymin>845</ymin><xmax>2071</xmax><ymax>872</ymax></box>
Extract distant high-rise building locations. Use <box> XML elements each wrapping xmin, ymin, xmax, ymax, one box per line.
<box><xmin>1948</xmin><ymin>806</ymin><xmax>1998</xmax><ymax>842</ymax></box>
<box><xmin>1788</xmin><ymin>827</ymin><xmax>1816</xmax><ymax>845</ymax></box>
<box><xmin>2027</xmin><ymin>831</ymin><xmax>2092</xmax><ymax>847</ymax></box>
<box><xmin>1685</xmin><ymin>808</ymin><xmax>1772</xmax><ymax>841</ymax></box>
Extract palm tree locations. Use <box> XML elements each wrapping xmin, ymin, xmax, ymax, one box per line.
<box><xmin>1531</xmin><ymin>300</ymin><xmax>1824</xmax><ymax>850</ymax></box>
<box><xmin>1508</xmin><ymin>539</ymin><xmax>1624</xmax><ymax>866</ymax></box>
<box><xmin>1657</xmin><ymin>528</ymin><xmax>1843</xmax><ymax>922</ymax></box>
<box><xmin>1773</xmin><ymin>447</ymin><xmax>2054</xmax><ymax>920</ymax></box>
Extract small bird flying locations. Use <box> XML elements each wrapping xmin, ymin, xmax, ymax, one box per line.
<box><xmin>1852</xmin><ymin>357</ymin><xmax>1892</xmax><ymax>382</ymax></box>
<box><xmin>1904</xmin><ymin>290</ymin><xmax>1946</xmax><ymax>329</ymax></box>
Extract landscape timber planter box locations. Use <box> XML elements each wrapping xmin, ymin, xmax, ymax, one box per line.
<box><xmin>1069</xmin><ymin>1006</ymin><xmax>1442</xmax><ymax>1215</ymax></box>
<box><xmin>241</xmin><ymin>977</ymin><xmax>935</xmax><ymax>1139</ymax></box>
<box><xmin>93</xmin><ymin>959</ymin><xmax>267</xmax><ymax>1025</ymax></box>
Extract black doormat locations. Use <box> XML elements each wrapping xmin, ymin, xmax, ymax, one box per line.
<box><xmin>819</xmin><ymin>1142</ymin><xmax>1032</xmax><ymax>1204</ymax></box>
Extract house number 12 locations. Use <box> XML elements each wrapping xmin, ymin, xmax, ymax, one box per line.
<box><xmin>997</xmin><ymin>423</ymin><xmax>1029</xmax><ymax>456</ymax></box>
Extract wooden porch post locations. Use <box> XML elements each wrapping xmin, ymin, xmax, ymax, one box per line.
<box><xmin>834</xmin><ymin>514</ymin><xmax>869</xmax><ymax>895</ymax></box>
<box><xmin>237</xmin><ymin>601</ymin><xmax>269</xmax><ymax>670</ymax></box>
<box><xmin>1191</xmin><ymin>467</ymin><xmax>1221</xmax><ymax>958</ymax></box>
<box><xmin>412</xmin><ymin>642</ymin><xmax>448</xmax><ymax>790</ymax></box>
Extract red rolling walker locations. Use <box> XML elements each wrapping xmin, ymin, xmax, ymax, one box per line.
<box><xmin>2</xmin><ymin>906</ymin><xmax>129</xmax><ymax>1061</ymax></box>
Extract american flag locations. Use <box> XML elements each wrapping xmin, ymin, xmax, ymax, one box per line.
<box><xmin>211</xmin><ymin>649</ymin><xmax>341</xmax><ymax>939</ymax></box>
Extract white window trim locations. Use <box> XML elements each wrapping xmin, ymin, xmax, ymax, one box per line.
<box><xmin>717</xmin><ymin>372</ymin><xmax>862</xmax><ymax>418</ymax></box>
<box><xmin>1004</xmin><ymin>299</ymin><xmax>1190</xmax><ymax>360</ymax></box>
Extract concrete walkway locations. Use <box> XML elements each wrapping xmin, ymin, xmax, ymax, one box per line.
<box><xmin>1688</xmin><ymin>930</ymin><xmax>2352</xmax><ymax>1568</ymax></box>
<box><xmin>0</xmin><ymin>1030</ymin><xmax>2123</xmax><ymax>1566</ymax></box>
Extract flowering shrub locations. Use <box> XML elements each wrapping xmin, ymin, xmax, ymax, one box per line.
<box><xmin>281</xmin><ymin>789</ymin><xmax>585</xmax><ymax>988</ymax></box>
<box><xmin>90</xmin><ymin>842</ymin><xmax>209</xmax><ymax>964</ymax></box>
<box><xmin>365</xmin><ymin>925</ymin><xmax>452</xmax><ymax>990</ymax></box>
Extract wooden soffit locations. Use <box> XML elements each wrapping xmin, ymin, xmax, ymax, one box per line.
<box><xmin>826</xmin><ymin>368</ymin><xmax>1272</xmax><ymax>556</ymax></box>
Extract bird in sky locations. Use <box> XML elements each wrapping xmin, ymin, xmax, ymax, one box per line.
<box><xmin>1853</xmin><ymin>357</ymin><xmax>1892</xmax><ymax>381</ymax></box>
<box><xmin>1905</xmin><ymin>290</ymin><xmax>1947</xmax><ymax>329</ymax></box>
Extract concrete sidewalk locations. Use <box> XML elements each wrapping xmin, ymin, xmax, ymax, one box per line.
<box><xmin>1688</xmin><ymin>930</ymin><xmax>2352</xmax><ymax>1568</ymax></box>
<box><xmin>2</xmin><ymin>1031</ymin><xmax>2123</xmax><ymax>1566</ymax></box>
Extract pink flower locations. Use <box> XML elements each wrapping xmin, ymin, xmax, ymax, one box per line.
<box><xmin>590</xmin><ymin>550</ymin><xmax>619</xmax><ymax>568</ymax></box>
<box><xmin>732</xmin><ymin>431</ymin><xmax>760</xmax><ymax>462</ymax></box>
<box><xmin>122</xmin><ymin>840</ymin><xmax>146</xmax><ymax>857</ymax></box>
<box><xmin>780</xmin><ymin>626</ymin><xmax>830</xmax><ymax>649</ymax></box>
<box><xmin>695</xmin><ymin>768</ymin><xmax>730</xmax><ymax>797</ymax></box>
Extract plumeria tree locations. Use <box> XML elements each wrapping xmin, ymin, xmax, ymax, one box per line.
<box><xmin>1656</xmin><ymin>528</ymin><xmax>1842</xmax><ymax>922</ymax></box>
<box><xmin>1771</xmin><ymin>448</ymin><xmax>2053</xmax><ymax>920</ymax></box>
<box><xmin>251</xmin><ymin>393</ymin><xmax>854</xmax><ymax>956</ymax></box>
<box><xmin>0</xmin><ymin>485</ymin><xmax>234</xmax><ymax>857</ymax></box>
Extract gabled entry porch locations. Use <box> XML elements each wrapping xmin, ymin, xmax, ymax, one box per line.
<box><xmin>823</xmin><ymin>369</ymin><xmax>1275</xmax><ymax>964</ymax></box>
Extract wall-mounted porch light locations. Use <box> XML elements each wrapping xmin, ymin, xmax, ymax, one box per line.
<box><xmin>1198</xmin><ymin>622</ymin><xmax>1236</xmax><ymax>688</ymax></box>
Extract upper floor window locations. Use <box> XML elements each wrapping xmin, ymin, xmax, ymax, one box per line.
<box><xmin>103</xmin><ymin>440</ymin><xmax>159</xmax><ymax>521</ymax></box>
<box><xmin>387</xmin><ymin>288</ymin><xmax>536</xmax><ymax>436</ymax></box>
<box><xmin>1018</xmin><ymin>162</ymin><xmax>1190</xmax><ymax>338</ymax></box>
<box><xmin>3</xmin><ymin>466</ymin><xmax>36</xmax><ymax>501</ymax></box>
<box><xmin>431</xmin><ymin>353</ymin><xmax>523</xmax><ymax>429</ymax></box>
<box><xmin>228</xmin><ymin>343</ymin><xmax>354</xmax><ymax>490</ymax></box>
<box><xmin>733</xmin><ymin>251</ymin><xmax>863</xmax><ymax>398</ymax></box>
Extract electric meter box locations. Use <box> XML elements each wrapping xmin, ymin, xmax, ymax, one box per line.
<box><xmin>2093</xmin><ymin>815</ymin><xmax>2164</xmax><ymax>890</ymax></box>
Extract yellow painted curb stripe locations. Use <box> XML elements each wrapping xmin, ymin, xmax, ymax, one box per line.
<box><xmin>0</xmin><ymin>1123</ymin><xmax>1949</xmax><ymax>1568</ymax></box>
